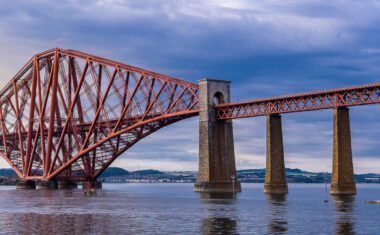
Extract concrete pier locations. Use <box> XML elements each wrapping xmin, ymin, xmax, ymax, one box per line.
<box><xmin>331</xmin><ymin>107</ymin><xmax>356</xmax><ymax>195</ymax></box>
<box><xmin>264</xmin><ymin>114</ymin><xmax>288</xmax><ymax>194</ymax></box>
<box><xmin>58</xmin><ymin>181</ymin><xmax>78</xmax><ymax>189</ymax></box>
<box><xmin>16</xmin><ymin>181</ymin><xmax>36</xmax><ymax>189</ymax></box>
<box><xmin>37</xmin><ymin>181</ymin><xmax>58</xmax><ymax>189</ymax></box>
<box><xmin>82</xmin><ymin>180</ymin><xmax>102</xmax><ymax>190</ymax></box>
<box><xmin>194</xmin><ymin>79</ymin><xmax>241</xmax><ymax>193</ymax></box>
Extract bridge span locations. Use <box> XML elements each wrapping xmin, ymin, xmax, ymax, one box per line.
<box><xmin>1</xmin><ymin>48</ymin><xmax>379</xmax><ymax>194</ymax></box>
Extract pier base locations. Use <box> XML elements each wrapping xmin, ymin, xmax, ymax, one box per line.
<box><xmin>82</xmin><ymin>180</ymin><xmax>102</xmax><ymax>190</ymax></box>
<box><xmin>16</xmin><ymin>181</ymin><xmax>36</xmax><ymax>189</ymax></box>
<box><xmin>58</xmin><ymin>181</ymin><xmax>78</xmax><ymax>189</ymax></box>
<box><xmin>330</xmin><ymin>107</ymin><xmax>356</xmax><ymax>195</ymax></box>
<box><xmin>264</xmin><ymin>114</ymin><xmax>288</xmax><ymax>194</ymax></box>
<box><xmin>37</xmin><ymin>181</ymin><xmax>58</xmax><ymax>189</ymax></box>
<box><xmin>194</xmin><ymin>79</ymin><xmax>241</xmax><ymax>193</ymax></box>
<box><xmin>194</xmin><ymin>181</ymin><xmax>241</xmax><ymax>194</ymax></box>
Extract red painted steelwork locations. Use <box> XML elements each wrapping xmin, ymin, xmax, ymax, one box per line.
<box><xmin>216</xmin><ymin>82</ymin><xmax>380</xmax><ymax>119</ymax></box>
<box><xmin>0</xmin><ymin>48</ymin><xmax>199</xmax><ymax>181</ymax></box>
<box><xmin>2</xmin><ymin>48</ymin><xmax>380</xmax><ymax>182</ymax></box>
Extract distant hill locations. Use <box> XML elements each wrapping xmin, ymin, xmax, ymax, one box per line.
<box><xmin>1</xmin><ymin>167</ymin><xmax>380</xmax><ymax>184</ymax></box>
<box><xmin>237</xmin><ymin>168</ymin><xmax>313</xmax><ymax>176</ymax></box>
<box><xmin>0</xmin><ymin>167</ymin><xmax>163</xmax><ymax>177</ymax></box>
<box><xmin>0</xmin><ymin>169</ymin><xmax>17</xmax><ymax>177</ymax></box>
<box><xmin>132</xmin><ymin>169</ymin><xmax>164</xmax><ymax>175</ymax></box>
<box><xmin>238</xmin><ymin>169</ymin><xmax>266</xmax><ymax>174</ymax></box>
<box><xmin>284</xmin><ymin>168</ymin><xmax>312</xmax><ymax>174</ymax></box>
<box><xmin>99</xmin><ymin>167</ymin><xmax>129</xmax><ymax>178</ymax></box>
<box><xmin>98</xmin><ymin>167</ymin><xmax>321</xmax><ymax>178</ymax></box>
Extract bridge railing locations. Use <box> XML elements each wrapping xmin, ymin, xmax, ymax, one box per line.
<box><xmin>215</xmin><ymin>82</ymin><xmax>380</xmax><ymax>119</ymax></box>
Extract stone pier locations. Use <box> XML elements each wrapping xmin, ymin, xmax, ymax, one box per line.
<box><xmin>330</xmin><ymin>107</ymin><xmax>356</xmax><ymax>195</ymax></box>
<box><xmin>82</xmin><ymin>180</ymin><xmax>102</xmax><ymax>190</ymax></box>
<box><xmin>264</xmin><ymin>114</ymin><xmax>288</xmax><ymax>194</ymax></box>
<box><xmin>37</xmin><ymin>181</ymin><xmax>58</xmax><ymax>189</ymax></box>
<box><xmin>16</xmin><ymin>181</ymin><xmax>36</xmax><ymax>189</ymax></box>
<box><xmin>194</xmin><ymin>79</ymin><xmax>241</xmax><ymax>193</ymax></box>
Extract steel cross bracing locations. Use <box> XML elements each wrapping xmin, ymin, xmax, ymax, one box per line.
<box><xmin>2</xmin><ymin>48</ymin><xmax>380</xmax><ymax>182</ymax></box>
<box><xmin>216</xmin><ymin>82</ymin><xmax>380</xmax><ymax>119</ymax></box>
<box><xmin>0</xmin><ymin>48</ymin><xmax>199</xmax><ymax>181</ymax></box>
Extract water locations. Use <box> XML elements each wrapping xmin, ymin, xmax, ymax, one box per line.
<box><xmin>0</xmin><ymin>183</ymin><xmax>380</xmax><ymax>234</ymax></box>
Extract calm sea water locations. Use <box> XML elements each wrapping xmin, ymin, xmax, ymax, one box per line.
<box><xmin>0</xmin><ymin>183</ymin><xmax>380</xmax><ymax>234</ymax></box>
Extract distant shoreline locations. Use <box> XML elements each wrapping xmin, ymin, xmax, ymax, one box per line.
<box><xmin>2</xmin><ymin>167</ymin><xmax>380</xmax><ymax>185</ymax></box>
<box><xmin>2</xmin><ymin>182</ymin><xmax>380</xmax><ymax>186</ymax></box>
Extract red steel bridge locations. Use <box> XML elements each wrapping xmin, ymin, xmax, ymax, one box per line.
<box><xmin>1</xmin><ymin>48</ymin><xmax>380</xmax><ymax>182</ymax></box>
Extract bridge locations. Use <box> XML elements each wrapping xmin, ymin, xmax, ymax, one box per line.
<box><xmin>1</xmin><ymin>48</ymin><xmax>379</xmax><ymax>194</ymax></box>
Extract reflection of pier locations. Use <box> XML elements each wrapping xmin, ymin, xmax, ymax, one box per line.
<box><xmin>333</xmin><ymin>195</ymin><xmax>355</xmax><ymax>235</ymax></box>
<box><xmin>200</xmin><ymin>193</ymin><xmax>238</xmax><ymax>235</ymax></box>
<box><xmin>266</xmin><ymin>194</ymin><xmax>288</xmax><ymax>234</ymax></box>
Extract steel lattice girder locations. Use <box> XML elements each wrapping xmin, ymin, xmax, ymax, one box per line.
<box><xmin>2</xmin><ymin>48</ymin><xmax>380</xmax><ymax>182</ymax></box>
<box><xmin>215</xmin><ymin>82</ymin><xmax>380</xmax><ymax>119</ymax></box>
<box><xmin>0</xmin><ymin>48</ymin><xmax>199</xmax><ymax>181</ymax></box>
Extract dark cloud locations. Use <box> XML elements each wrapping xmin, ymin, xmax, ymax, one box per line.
<box><xmin>0</xmin><ymin>0</ymin><xmax>380</xmax><ymax>172</ymax></box>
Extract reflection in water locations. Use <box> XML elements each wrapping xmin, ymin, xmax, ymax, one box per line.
<box><xmin>2</xmin><ymin>212</ymin><xmax>116</xmax><ymax>234</ymax></box>
<box><xmin>2</xmin><ymin>184</ymin><xmax>379</xmax><ymax>234</ymax></box>
<box><xmin>199</xmin><ymin>193</ymin><xmax>235</xmax><ymax>200</ymax></box>
<box><xmin>333</xmin><ymin>195</ymin><xmax>355</xmax><ymax>235</ymax></box>
<box><xmin>200</xmin><ymin>193</ymin><xmax>238</xmax><ymax>235</ymax></box>
<box><xmin>266</xmin><ymin>194</ymin><xmax>288</xmax><ymax>234</ymax></box>
<box><xmin>202</xmin><ymin>217</ymin><xmax>237</xmax><ymax>235</ymax></box>
<box><xmin>0</xmin><ymin>190</ymin><xmax>140</xmax><ymax>234</ymax></box>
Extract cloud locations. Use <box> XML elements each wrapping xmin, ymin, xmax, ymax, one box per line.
<box><xmin>362</xmin><ymin>48</ymin><xmax>380</xmax><ymax>54</ymax></box>
<box><xmin>1</xmin><ymin>0</ymin><xmax>380</xmax><ymax>173</ymax></box>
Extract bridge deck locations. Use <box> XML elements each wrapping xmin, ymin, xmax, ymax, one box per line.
<box><xmin>216</xmin><ymin>82</ymin><xmax>380</xmax><ymax>119</ymax></box>
<box><xmin>1</xmin><ymin>47</ymin><xmax>379</xmax><ymax>182</ymax></box>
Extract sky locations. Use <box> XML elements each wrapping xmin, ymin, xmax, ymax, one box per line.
<box><xmin>1</xmin><ymin>0</ymin><xmax>380</xmax><ymax>173</ymax></box>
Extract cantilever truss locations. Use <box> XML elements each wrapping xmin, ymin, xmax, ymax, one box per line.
<box><xmin>216</xmin><ymin>82</ymin><xmax>380</xmax><ymax>119</ymax></box>
<box><xmin>0</xmin><ymin>48</ymin><xmax>199</xmax><ymax>181</ymax></box>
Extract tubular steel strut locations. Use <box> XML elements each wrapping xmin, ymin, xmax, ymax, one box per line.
<box><xmin>1</xmin><ymin>48</ymin><xmax>380</xmax><ymax>182</ymax></box>
<box><xmin>0</xmin><ymin>48</ymin><xmax>199</xmax><ymax>181</ymax></box>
